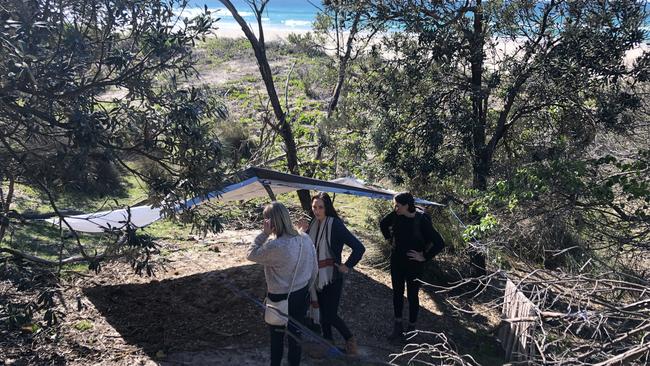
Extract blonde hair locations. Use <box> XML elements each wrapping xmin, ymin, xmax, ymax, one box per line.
<box><xmin>263</xmin><ymin>202</ymin><xmax>299</xmax><ymax>237</ymax></box>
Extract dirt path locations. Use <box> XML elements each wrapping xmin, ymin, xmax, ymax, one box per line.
<box><xmin>41</xmin><ymin>229</ymin><xmax>502</xmax><ymax>365</ymax></box>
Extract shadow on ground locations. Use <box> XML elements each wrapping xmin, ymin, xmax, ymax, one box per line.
<box><xmin>83</xmin><ymin>264</ymin><xmax>268</xmax><ymax>356</ymax></box>
<box><xmin>84</xmin><ymin>263</ymin><xmax>503</xmax><ymax>365</ymax></box>
<box><xmin>416</xmin><ymin>274</ymin><xmax>505</xmax><ymax>365</ymax></box>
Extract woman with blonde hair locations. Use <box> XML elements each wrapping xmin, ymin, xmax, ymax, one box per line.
<box><xmin>247</xmin><ymin>202</ymin><xmax>318</xmax><ymax>366</ymax></box>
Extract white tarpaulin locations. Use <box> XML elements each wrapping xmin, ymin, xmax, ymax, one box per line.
<box><xmin>47</xmin><ymin>167</ymin><xmax>441</xmax><ymax>233</ymax></box>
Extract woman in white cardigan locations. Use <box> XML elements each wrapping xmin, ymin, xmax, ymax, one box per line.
<box><xmin>247</xmin><ymin>202</ymin><xmax>318</xmax><ymax>366</ymax></box>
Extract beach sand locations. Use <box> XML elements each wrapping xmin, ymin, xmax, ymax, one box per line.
<box><xmin>212</xmin><ymin>23</ymin><xmax>648</xmax><ymax>67</ymax></box>
<box><xmin>213</xmin><ymin>22</ymin><xmax>311</xmax><ymax>40</ymax></box>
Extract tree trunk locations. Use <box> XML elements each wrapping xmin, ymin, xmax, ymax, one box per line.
<box><xmin>315</xmin><ymin>11</ymin><xmax>361</xmax><ymax>161</ymax></box>
<box><xmin>469</xmin><ymin>1</ymin><xmax>487</xmax><ymax>276</ymax></box>
<box><xmin>470</xmin><ymin>0</ymin><xmax>487</xmax><ymax>191</ymax></box>
<box><xmin>472</xmin><ymin>150</ymin><xmax>490</xmax><ymax>191</ymax></box>
<box><xmin>315</xmin><ymin>59</ymin><xmax>348</xmax><ymax>161</ymax></box>
<box><xmin>220</xmin><ymin>0</ymin><xmax>312</xmax><ymax>212</ymax></box>
<box><xmin>0</xmin><ymin>173</ymin><xmax>15</xmax><ymax>243</ymax></box>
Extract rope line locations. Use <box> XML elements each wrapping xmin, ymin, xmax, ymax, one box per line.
<box><xmin>177</xmin><ymin>252</ymin><xmax>346</xmax><ymax>359</ymax></box>
<box><xmin>166</xmin><ymin>203</ymin><xmax>488</xmax><ymax>364</ymax></box>
<box><xmin>446</xmin><ymin>204</ymin><xmax>489</xmax><ymax>258</ymax></box>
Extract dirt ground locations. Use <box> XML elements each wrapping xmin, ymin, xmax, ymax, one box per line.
<box><xmin>1</xmin><ymin>229</ymin><xmax>503</xmax><ymax>365</ymax></box>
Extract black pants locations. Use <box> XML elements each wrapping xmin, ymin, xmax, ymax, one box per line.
<box><xmin>390</xmin><ymin>255</ymin><xmax>423</xmax><ymax>323</ymax></box>
<box><xmin>268</xmin><ymin>285</ymin><xmax>309</xmax><ymax>366</ymax></box>
<box><xmin>317</xmin><ymin>278</ymin><xmax>353</xmax><ymax>341</ymax></box>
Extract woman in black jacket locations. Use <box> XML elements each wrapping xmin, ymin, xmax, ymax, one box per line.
<box><xmin>304</xmin><ymin>192</ymin><xmax>365</xmax><ymax>356</ymax></box>
<box><xmin>380</xmin><ymin>192</ymin><xmax>445</xmax><ymax>341</ymax></box>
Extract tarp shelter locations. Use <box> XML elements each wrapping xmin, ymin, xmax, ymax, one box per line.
<box><xmin>47</xmin><ymin>167</ymin><xmax>441</xmax><ymax>233</ymax></box>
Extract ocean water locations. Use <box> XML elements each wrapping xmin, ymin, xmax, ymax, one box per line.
<box><xmin>188</xmin><ymin>0</ymin><xmax>318</xmax><ymax>30</ymax></box>
<box><xmin>184</xmin><ymin>1</ymin><xmax>649</xmax><ymax>39</ymax></box>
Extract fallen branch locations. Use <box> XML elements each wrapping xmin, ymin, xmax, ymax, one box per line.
<box><xmin>0</xmin><ymin>234</ymin><xmax>128</xmax><ymax>266</ymax></box>
<box><xmin>592</xmin><ymin>342</ymin><xmax>650</xmax><ymax>366</ymax></box>
<box><xmin>0</xmin><ymin>247</ymin><xmax>91</xmax><ymax>266</ymax></box>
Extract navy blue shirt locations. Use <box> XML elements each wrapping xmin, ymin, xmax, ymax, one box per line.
<box><xmin>311</xmin><ymin>217</ymin><xmax>365</xmax><ymax>270</ymax></box>
<box><xmin>379</xmin><ymin>211</ymin><xmax>445</xmax><ymax>261</ymax></box>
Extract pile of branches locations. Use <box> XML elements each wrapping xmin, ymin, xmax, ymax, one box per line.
<box><xmin>389</xmin><ymin>332</ymin><xmax>479</xmax><ymax>366</ymax></box>
<box><xmin>518</xmin><ymin>269</ymin><xmax>649</xmax><ymax>365</ymax></box>
<box><xmin>417</xmin><ymin>265</ymin><xmax>650</xmax><ymax>365</ymax></box>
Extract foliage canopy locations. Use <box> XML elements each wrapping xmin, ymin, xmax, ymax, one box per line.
<box><xmin>0</xmin><ymin>0</ymin><xmax>227</xmax><ymax>263</ymax></box>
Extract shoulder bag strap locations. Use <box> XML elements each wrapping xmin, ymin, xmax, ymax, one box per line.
<box><xmin>286</xmin><ymin>237</ymin><xmax>304</xmax><ymax>302</ymax></box>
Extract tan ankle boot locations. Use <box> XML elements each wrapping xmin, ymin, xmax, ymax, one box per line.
<box><xmin>345</xmin><ymin>336</ymin><xmax>359</xmax><ymax>357</ymax></box>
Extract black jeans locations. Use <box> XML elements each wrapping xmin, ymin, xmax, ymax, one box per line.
<box><xmin>317</xmin><ymin>278</ymin><xmax>353</xmax><ymax>341</ymax></box>
<box><xmin>268</xmin><ymin>285</ymin><xmax>309</xmax><ymax>366</ymax></box>
<box><xmin>391</xmin><ymin>255</ymin><xmax>423</xmax><ymax>323</ymax></box>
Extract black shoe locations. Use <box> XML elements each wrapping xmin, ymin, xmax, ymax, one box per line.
<box><xmin>406</xmin><ymin>323</ymin><xmax>415</xmax><ymax>332</ymax></box>
<box><xmin>404</xmin><ymin>323</ymin><xmax>417</xmax><ymax>341</ymax></box>
<box><xmin>387</xmin><ymin>321</ymin><xmax>404</xmax><ymax>343</ymax></box>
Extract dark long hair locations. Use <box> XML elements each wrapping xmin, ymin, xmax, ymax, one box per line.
<box><xmin>394</xmin><ymin>192</ymin><xmax>416</xmax><ymax>213</ymax></box>
<box><xmin>311</xmin><ymin>192</ymin><xmax>340</xmax><ymax>219</ymax></box>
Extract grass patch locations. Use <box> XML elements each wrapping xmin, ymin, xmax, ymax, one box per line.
<box><xmin>61</xmin><ymin>263</ymin><xmax>91</xmax><ymax>279</ymax></box>
<box><xmin>197</xmin><ymin>37</ymin><xmax>252</xmax><ymax>65</ymax></box>
<box><xmin>9</xmin><ymin>169</ymin><xmax>148</xmax><ymax>216</ymax></box>
<box><xmin>240</xmin><ymin>75</ymin><xmax>259</xmax><ymax>83</ymax></box>
<box><xmin>10</xmin><ymin>183</ymin><xmax>51</xmax><ymax>213</ymax></box>
<box><xmin>0</xmin><ymin>221</ymin><xmax>125</xmax><ymax>263</ymax></box>
<box><xmin>142</xmin><ymin>219</ymin><xmax>191</xmax><ymax>241</ymax></box>
<box><xmin>1</xmin><ymin>163</ymin><xmax>151</xmax><ymax>260</ymax></box>
<box><xmin>74</xmin><ymin>320</ymin><xmax>94</xmax><ymax>331</ymax></box>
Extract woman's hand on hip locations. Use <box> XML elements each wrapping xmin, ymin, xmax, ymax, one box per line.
<box><xmin>335</xmin><ymin>263</ymin><xmax>350</xmax><ymax>274</ymax></box>
<box><xmin>407</xmin><ymin>250</ymin><xmax>426</xmax><ymax>262</ymax></box>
